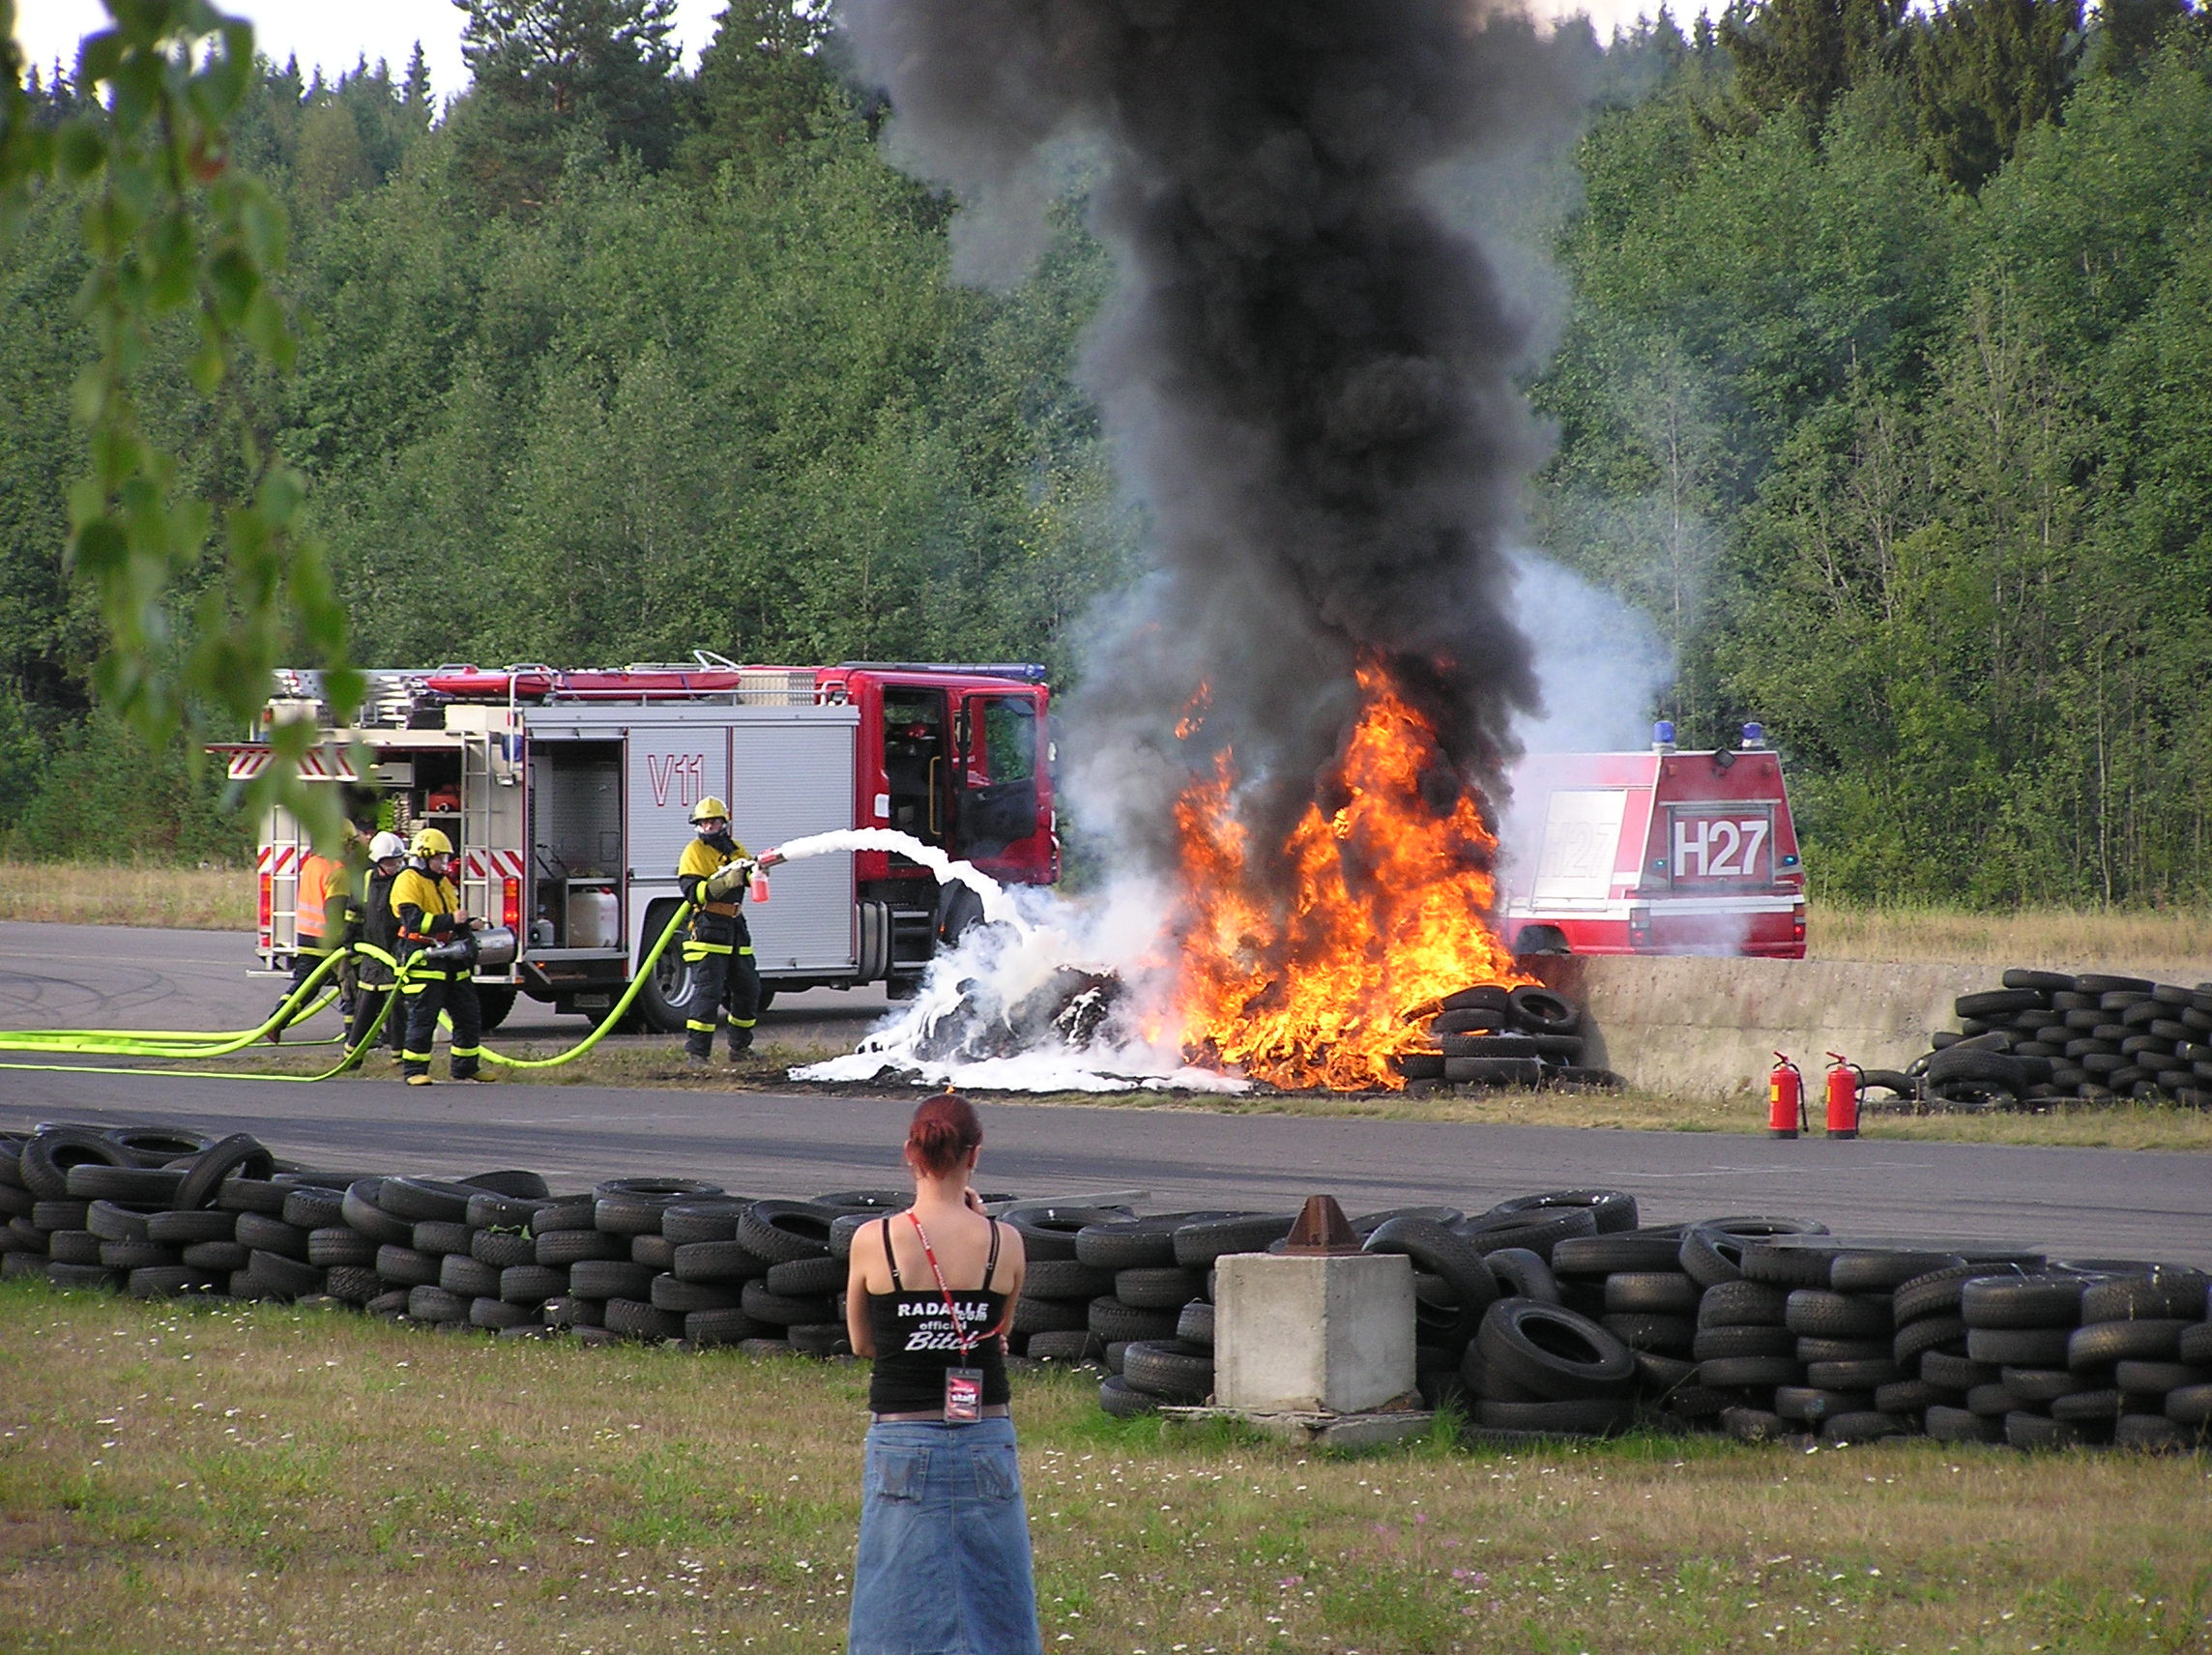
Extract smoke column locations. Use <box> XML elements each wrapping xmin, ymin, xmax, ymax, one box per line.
<box><xmin>839</xmin><ymin>0</ymin><xmax>1591</xmax><ymax>887</ymax></box>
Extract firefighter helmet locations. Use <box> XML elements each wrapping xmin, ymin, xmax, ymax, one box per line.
<box><xmin>689</xmin><ymin>797</ymin><xmax>730</xmax><ymax>824</ymax></box>
<box><xmin>410</xmin><ymin>828</ymin><xmax>453</xmax><ymax>857</ymax></box>
<box><xmin>368</xmin><ymin>830</ymin><xmax>407</xmax><ymax>861</ymax></box>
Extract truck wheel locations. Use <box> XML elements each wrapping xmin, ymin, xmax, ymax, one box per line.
<box><xmin>1513</xmin><ymin>926</ymin><xmax>1570</xmax><ymax>957</ymax></box>
<box><xmin>633</xmin><ymin>901</ymin><xmax>696</xmax><ymax>1035</ymax></box>
<box><xmin>476</xmin><ymin>987</ymin><xmax>517</xmax><ymax>1031</ymax></box>
<box><xmin>755</xmin><ymin>987</ymin><xmax>777</xmax><ymax>1015</ymax></box>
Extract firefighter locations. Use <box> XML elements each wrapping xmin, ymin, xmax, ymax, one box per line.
<box><xmin>343</xmin><ymin>830</ymin><xmax>410</xmax><ymax>1065</ymax></box>
<box><xmin>269</xmin><ymin>822</ymin><xmax>361</xmax><ymax>1041</ymax></box>
<box><xmin>675</xmin><ymin>797</ymin><xmax>774</xmax><ymax>1067</ymax></box>
<box><xmin>392</xmin><ymin>827</ymin><xmax>487</xmax><ymax>1086</ymax></box>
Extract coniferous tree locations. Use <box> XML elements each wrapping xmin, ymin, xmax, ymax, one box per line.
<box><xmin>679</xmin><ymin>0</ymin><xmax>835</xmax><ymax>177</ymax></box>
<box><xmin>1910</xmin><ymin>0</ymin><xmax>2083</xmax><ymax>189</ymax></box>
<box><xmin>1720</xmin><ymin>0</ymin><xmax>1906</xmax><ymax>126</ymax></box>
<box><xmin>451</xmin><ymin>0</ymin><xmax>681</xmax><ymax>213</ymax></box>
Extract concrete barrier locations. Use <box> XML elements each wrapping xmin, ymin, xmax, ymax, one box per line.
<box><xmin>1529</xmin><ymin>956</ymin><xmax>2000</xmax><ymax>1097</ymax></box>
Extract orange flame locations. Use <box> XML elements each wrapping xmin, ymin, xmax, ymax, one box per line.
<box><xmin>1169</xmin><ymin>661</ymin><xmax>1525</xmax><ymax>1089</ymax></box>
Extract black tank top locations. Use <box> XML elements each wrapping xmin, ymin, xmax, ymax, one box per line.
<box><xmin>865</xmin><ymin>1215</ymin><xmax>1012</xmax><ymax>1413</ymax></box>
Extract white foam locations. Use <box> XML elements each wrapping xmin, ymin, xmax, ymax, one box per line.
<box><xmin>768</xmin><ymin>828</ymin><xmax>1031</xmax><ymax>935</ymax></box>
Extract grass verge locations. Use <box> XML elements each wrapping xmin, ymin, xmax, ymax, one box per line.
<box><xmin>0</xmin><ymin>862</ymin><xmax>252</xmax><ymax>931</ymax></box>
<box><xmin>2</xmin><ymin>1278</ymin><xmax>2207</xmax><ymax>1655</ymax></box>
<box><xmin>1809</xmin><ymin>899</ymin><xmax>2211</xmax><ymax>974</ymax></box>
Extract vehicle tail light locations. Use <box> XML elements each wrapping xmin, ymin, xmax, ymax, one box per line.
<box><xmin>1792</xmin><ymin>903</ymin><xmax>1806</xmax><ymax>944</ymax></box>
<box><xmin>503</xmin><ymin>877</ymin><xmax>520</xmax><ymax>934</ymax></box>
<box><xmin>1628</xmin><ymin>906</ymin><xmax>1652</xmax><ymax>948</ymax></box>
<box><xmin>258</xmin><ymin>873</ymin><xmax>273</xmax><ymax>944</ymax></box>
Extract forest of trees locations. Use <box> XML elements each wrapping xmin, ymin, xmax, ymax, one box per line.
<box><xmin>3</xmin><ymin>0</ymin><xmax>2209</xmax><ymax>907</ymax></box>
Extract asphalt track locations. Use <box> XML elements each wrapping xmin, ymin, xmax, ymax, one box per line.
<box><xmin>5</xmin><ymin>922</ymin><xmax>2211</xmax><ymax>1268</ymax></box>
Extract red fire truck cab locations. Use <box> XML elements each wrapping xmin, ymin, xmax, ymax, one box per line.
<box><xmin>1500</xmin><ymin>723</ymin><xmax>1806</xmax><ymax>959</ymax></box>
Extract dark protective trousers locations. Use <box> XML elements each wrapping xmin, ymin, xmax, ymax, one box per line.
<box><xmin>272</xmin><ymin>937</ymin><xmax>327</xmax><ymax>1029</ymax></box>
<box><xmin>347</xmin><ymin>984</ymin><xmax>405</xmax><ymax>1060</ymax></box>
<box><xmin>683</xmin><ymin>918</ymin><xmax>760</xmax><ymax>1059</ymax></box>
<box><xmin>400</xmin><ymin>967</ymin><xmax>483</xmax><ymax>1080</ymax></box>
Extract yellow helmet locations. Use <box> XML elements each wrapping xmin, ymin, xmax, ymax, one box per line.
<box><xmin>410</xmin><ymin>827</ymin><xmax>453</xmax><ymax>857</ymax></box>
<box><xmin>688</xmin><ymin>797</ymin><xmax>730</xmax><ymax>824</ymax></box>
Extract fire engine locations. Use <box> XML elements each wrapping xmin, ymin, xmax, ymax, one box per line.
<box><xmin>216</xmin><ymin>654</ymin><xmax>1059</xmax><ymax>1029</ymax></box>
<box><xmin>1499</xmin><ymin>722</ymin><xmax>1806</xmax><ymax>959</ymax></box>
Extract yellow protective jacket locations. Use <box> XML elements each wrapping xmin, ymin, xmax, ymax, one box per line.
<box><xmin>677</xmin><ymin>834</ymin><xmax>752</xmax><ymax>917</ymax></box>
<box><xmin>390</xmin><ymin>865</ymin><xmax>462</xmax><ymax>951</ymax></box>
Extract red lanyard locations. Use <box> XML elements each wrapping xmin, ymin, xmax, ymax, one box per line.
<box><xmin>907</xmin><ymin>1212</ymin><xmax>977</xmax><ymax>1359</ymax></box>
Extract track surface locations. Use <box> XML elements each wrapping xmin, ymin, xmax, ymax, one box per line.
<box><xmin>6</xmin><ymin>923</ymin><xmax>2211</xmax><ymax>1267</ymax></box>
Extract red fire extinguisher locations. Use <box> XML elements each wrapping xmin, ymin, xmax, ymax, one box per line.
<box><xmin>1767</xmin><ymin>1053</ymin><xmax>1805</xmax><ymax>1139</ymax></box>
<box><xmin>1824</xmin><ymin>1052</ymin><xmax>1863</xmax><ymax>1140</ymax></box>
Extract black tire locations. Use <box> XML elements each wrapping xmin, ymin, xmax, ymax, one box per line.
<box><xmin>1114</xmin><ymin>1266</ymin><xmax>1206</xmax><ymax>1310</ymax></box>
<box><xmin>1956</xmin><ymin>989</ymin><xmax>2048</xmax><ymax>1019</ymax></box>
<box><xmin>1004</xmin><ymin>1206</ymin><xmax>1132</xmax><ymax>1263</ymax></box>
<box><xmin>2005</xmin><ymin>1410</ymin><xmax>2091</xmax><ymax>1450</ymax></box>
<box><xmin>1552</xmin><ymin>1234</ymin><xmax>1681</xmax><ymax>1276</ymax></box>
<box><xmin>739</xmin><ymin>1280</ymin><xmax>833</xmax><ymax>1326</ymax></box>
<box><xmin>377</xmin><ymin>1177</ymin><xmax>479</xmax><ymax>1225</ymax></box>
<box><xmin>1026</xmin><ymin>1329</ymin><xmax>1105</xmax><ymax>1363</ymax></box>
<box><xmin>1603</xmin><ymin>1272</ymin><xmax>1701</xmax><ymax>1315</ymax></box>
<box><xmin>1785</xmin><ymin>1291</ymin><xmax>1893</xmax><ymax>1340</ymax></box>
<box><xmin>653</xmin><ymin>1274</ymin><xmax>747</xmax><ymax>1314</ymax></box>
<box><xmin>1431</xmin><ymin>1007</ymin><xmax>1507</xmax><ymax>1035</ymax></box>
<box><xmin>1173</xmin><ymin>1214</ymin><xmax>1295</xmax><ymax>1269</ymax></box>
<box><xmin>1894</xmin><ymin>1315</ymin><xmax>1968</xmax><ymax>1366</ymax></box>
<box><xmin>2001</xmin><ymin>969</ymin><xmax>2075</xmax><ymax>993</ymax></box>
<box><xmin>278</xmin><ymin>1187</ymin><xmax>347</xmax><ymax>1231</ymax></box>
<box><xmin>145</xmin><ymin>1208</ymin><xmax>236</xmax><ymax>1245</ymax></box>
<box><xmin>1922</xmin><ymin>1350</ymin><xmax>2000</xmax><ymax>1391</ymax></box>
<box><xmin>1699</xmin><ymin>1354</ymin><xmax>1803</xmax><ymax>1388</ymax></box>
<box><xmin>1603</xmin><ymin>1313</ymin><xmax>1696</xmax><ymax>1352</ymax></box>
<box><xmin>473</xmin><ymin>987</ymin><xmax>517</xmax><ymax>1031</ymax></box>
<box><xmin>2080</xmin><ymin>1270</ymin><xmax>2210</xmax><ymax>1322</ymax></box>
<box><xmin>125</xmin><ymin>1265</ymin><xmax>219</xmax><ymax>1298</ymax></box>
<box><xmin>1075</xmin><ymin>1214</ymin><xmax>1233</xmax><ymax>1271</ymax></box>
<box><xmin>1088</xmin><ymin>1296</ymin><xmax>1180</xmax><ymax>1344</ymax></box>
<box><xmin>672</xmin><ymin>1238</ymin><xmax>771</xmax><ymax>1283</ymax></box>
<box><xmin>103</xmin><ymin>1126</ymin><xmax>217</xmax><ymax>1166</ymax></box>
<box><xmin>1474</xmin><ymin>1397</ymin><xmax>1633</xmax><ymax>1436</ymax></box>
<box><xmin>786</xmin><ymin>1322</ymin><xmax>850</xmax><ymax>1358</ymax></box>
<box><xmin>1507</xmin><ymin>986</ymin><xmax>1583</xmax><ymax>1034</ymax></box>
<box><xmin>1480</xmin><ymin>1247</ymin><xmax>1559</xmax><ymax>1305</ymax></box>
<box><xmin>1011</xmin><ymin>1295</ymin><xmax>1091</xmax><ymax>1336</ymax></box>
<box><xmin>1774</xmin><ymin>1384</ymin><xmax>1872</xmax><ymax>1422</ymax></box>
<box><xmin>2167</xmin><ymin>1384</ymin><xmax>2212</xmax><ymax>1426</ymax></box>
<box><xmin>737</xmin><ymin>1201</ymin><xmax>837</xmax><ymax>1264</ymax></box>
<box><xmin>766</xmin><ymin>1255</ymin><xmax>848</xmax><ymax>1297</ymax></box>
<box><xmin>662</xmin><ymin>1202</ymin><xmax>749</xmax><ymax>1246</ymax></box>
<box><xmin>1997</xmin><ymin>1365</ymin><xmax>2076</xmax><ymax>1404</ymax></box>
<box><xmin>1805</xmin><ymin>1358</ymin><xmax>1902</xmax><ymax>1391</ymax></box>
<box><xmin>323</xmin><ymin>1264</ymin><xmax>383</xmax><ymax>1304</ymax></box>
<box><xmin>1441</xmin><ymin>985</ymin><xmax>1513</xmax><ymax>1014</ymax></box>
<box><xmin>1829</xmin><ymin>1249</ymin><xmax>1969</xmax><ymax>1294</ymax></box>
<box><xmin>1738</xmin><ymin>1239</ymin><xmax>1843</xmax><ymax>1289</ymax></box>
<box><xmin>1856</xmin><ymin>1069</ymin><xmax>1917</xmax><ymax>1099</ymax></box>
<box><xmin>440</xmin><ymin>1255</ymin><xmax>503</xmax><ymax>1298</ymax></box>
<box><xmin>467</xmin><ymin>1295</ymin><xmax>536</xmax><ymax>1330</ymax></box>
<box><xmin>1719</xmin><ymin>1406</ymin><xmax>1790</xmax><ymax>1443</ymax></box>
<box><xmin>1694</xmin><ymin>1323</ymin><xmax>1796</xmax><ymax>1360</ymax></box>
<box><xmin>1699</xmin><ymin>1280</ymin><xmax>1790</xmax><ymax>1326</ymax></box>
<box><xmin>1393</xmin><ymin>1053</ymin><xmax>1446</xmax><ymax>1081</ymax></box>
<box><xmin>1895</xmin><ymin>1263</ymin><xmax>2025</xmax><ymax>1324</ymax></box>
<box><xmin>471</xmin><ymin>1229</ymin><xmax>537</xmax><ymax>1268</ymax></box>
<box><xmin>1924</xmin><ymin>1047</ymin><xmax>2026</xmax><ymax>1089</ymax></box>
<box><xmin>84</xmin><ymin>1201</ymin><xmax>155</xmax><ymax>1243</ymax></box>
<box><xmin>686</xmin><ymin>1307</ymin><xmax>765</xmax><ymax>1346</ymax></box>
<box><xmin>307</xmin><ymin>1227</ymin><xmax>378</xmax><ymax>1268</ymax></box>
<box><xmin>501</xmin><ymin>1263</ymin><xmax>570</xmax><ymax>1304</ymax></box>
<box><xmin>1099</xmin><ymin>1375</ymin><xmax>1160</xmax><ymax>1417</ymax></box>
<box><xmin>2182</xmin><ymin>1324</ymin><xmax>2212</xmax><ymax>1365</ymax></box>
<box><xmin>1875</xmin><ymin>1378</ymin><xmax>1954</xmax><ymax>1414</ymax></box>
<box><xmin>543</xmin><ymin>1295</ymin><xmax>604</xmax><ymax>1329</ymax></box>
<box><xmin>2068</xmin><ymin>1320</ymin><xmax>2189</xmax><ymax>1366</ymax></box>
<box><xmin>1961</xmin><ymin>1275</ymin><xmax>2084</xmax><ymax>1329</ymax></box>
<box><xmin>246</xmin><ymin>1251</ymin><xmax>326</xmax><ymax>1300</ymax></box>
<box><xmin>1021</xmin><ymin>1259</ymin><xmax>1115</xmax><ymax>1299</ymax></box>
<box><xmin>2112</xmin><ymin>1360</ymin><xmax>2203</xmax><ymax>1394</ymax></box>
<box><xmin>1176</xmin><ymin>1299</ymin><xmax>1214</xmax><ymax>1348</ymax></box>
<box><xmin>412</xmin><ymin>1221</ymin><xmax>473</xmax><ymax>1257</ymax></box>
<box><xmin>1364</xmin><ymin>1217</ymin><xmax>1500</xmax><ymax>1348</ymax></box>
<box><xmin>1679</xmin><ymin>1218</ymin><xmax>1828</xmax><ymax>1288</ymax></box>
<box><xmin>19</xmin><ymin>1129</ymin><xmax>132</xmax><ymax>1201</ymax></box>
<box><xmin>604</xmin><ymin>1298</ymin><xmax>685</xmax><ymax>1342</ymax></box>
<box><xmin>1441</xmin><ymin>1055</ymin><xmax>1544</xmax><ymax>1086</ymax></box>
<box><xmin>99</xmin><ymin>1239</ymin><xmax>179</xmax><ymax>1272</ymax></box>
<box><xmin>1121</xmin><ymin>1339</ymin><xmax>1213</xmax><ymax>1402</ymax></box>
<box><xmin>631</xmin><ymin>899</ymin><xmax>694</xmax><ymax>1034</ymax></box>
<box><xmin>66</xmin><ymin>1164</ymin><xmax>187</xmax><ymax>1206</ymax></box>
<box><xmin>180</xmin><ymin>1240</ymin><xmax>249</xmax><ymax>1272</ymax></box>
<box><xmin>337</xmin><ymin>1180</ymin><xmax>412</xmax><ymax>1246</ymax></box>
<box><xmin>1925</xmin><ymin>1404</ymin><xmax>2000</xmax><ymax>1442</ymax></box>
<box><xmin>375</xmin><ymin>1244</ymin><xmax>442</xmax><ymax>1287</ymax></box>
<box><xmin>538</xmin><ymin>1227</ymin><xmax>623</xmax><ymax>1266</ymax></box>
<box><xmin>631</xmin><ymin>1235</ymin><xmax>676</xmax><ymax>1271</ymax></box>
<box><xmin>234</xmin><ymin>1213</ymin><xmax>313</xmax><ymax>1262</ymax></box>
<box><xmin>2074</xmin><ymin>973</ymin><xmax>2154</xmax><ymax>996</ymax></box>
<box><xmin>1965</xmin><ymin>1325</ymin><xmax>2073</xmax><ymax>1366</ymax></box>
<box><xmin>597</xmin><ymin>1198</ymin><xmax>685</xmax><ymax>1237</ymax></box>
<box><xmin>1460</xmin><ymin>1205</ymin><xmax>1600</xmax><ymax>1260</ymax></box>
<box><xmin>1822</xmin><ymin>1410</ymin><xmax>1908</xmax><ymax>1444</ymax></box>
<box><xmin>1475</xmin><ymin>1298</ymin><xmax>1636</xmax><ymax>1401</ymax></box>
<box><xmin>571</xmin><ymin>1260</ymin><xmax>655</xmax><ymax>1300</ymax></box>
<box><xmin>530</xmin><ymin>1195</ymin><xmax>598</xmax><ymax>1234</ymax></box>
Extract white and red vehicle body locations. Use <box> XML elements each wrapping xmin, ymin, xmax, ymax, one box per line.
<box><xmin>1500</xmin><ymin>732</ymin><xmax>1806</xmax><ymax>959</ymax></box>
<box><xmin>217</xmin><ymin>655</ymin><xmax>1058</xmax><ymax>1029</ymax></box>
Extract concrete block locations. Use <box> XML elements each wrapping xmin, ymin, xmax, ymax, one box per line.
<box><xmin>1214</xmin><ymin>1251</ymin><xmax>1413</xmax><ymax>1414</ymax></box>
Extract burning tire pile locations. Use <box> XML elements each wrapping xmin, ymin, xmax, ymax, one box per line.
<box><xmin>1391</xmin><ymin>984</ymin><xmax>1620</xmax><ymax>1092</ymax></box>
<box><xmin>1867</xmin><ymin>972</ymin><xmax>2212</xmax><ymax>1112</ymax></box>
<box><xmin>1057</xmin><ymin>1194</ymin><xmax>2212</xmax><ymax>1453</ymax></box>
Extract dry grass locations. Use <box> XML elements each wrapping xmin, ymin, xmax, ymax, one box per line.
<box><xmin>0</xmin><ymin>862</ymin><xmax>253</xmax><ymax>931</ymax></box>
<box><xmin>1811</xmin><ymin>900</ymin><xmax>2212</xmax><ymax>976</ymax></box>
<box><xmin>2</xmin><ymin>1279</ymin><xmax>2207</xmax><ymax>1655</ymax></box>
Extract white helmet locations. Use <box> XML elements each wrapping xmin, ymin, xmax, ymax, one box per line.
<box><xmin>368</xmin><ymin>831</ymin><xmax>408</xmax><ymax>861</ymax></box>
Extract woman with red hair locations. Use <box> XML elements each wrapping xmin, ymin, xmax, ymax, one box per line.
<box><xmin>844</xmin><ymin>1092</ymin><xmax>1040</xmax><ymax>1655</ymax></box>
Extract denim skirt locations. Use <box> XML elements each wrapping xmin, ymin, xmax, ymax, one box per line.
<box><xmin>848</xmin><ymin>1417</ymin><xmax>1043</xmax><ymax>1655</ymax></box>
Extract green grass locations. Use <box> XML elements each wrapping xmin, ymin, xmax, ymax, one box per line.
<box><xmin>3</xmin><ymin>1279</ymin><xmax>2209</xmax><ymax>1653</ymax></box>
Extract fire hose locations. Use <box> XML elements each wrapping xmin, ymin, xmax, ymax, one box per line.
<box><xmin>0</xmin><ymin>904</ymin><xmax>696</xmax><ymax>1083</ymax></box>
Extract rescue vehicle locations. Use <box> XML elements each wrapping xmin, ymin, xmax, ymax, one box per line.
<box><xmin>217</xmin><ymin>654</ymin><xmax>1059</xmax><ymax>1029</ymax></box>
<box><xmin>1499</xmin><ymin>722</ymin><xmax>1806</xmax><ymax>959</ymax></box>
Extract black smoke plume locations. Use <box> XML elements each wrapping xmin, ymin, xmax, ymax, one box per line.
<box><xmin>839</xmin><ymin>0</ymin><xmax>1591</xmax><ymax>885</ymax></box>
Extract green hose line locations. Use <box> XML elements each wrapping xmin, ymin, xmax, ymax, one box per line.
<box><xmin>0</xmin><ymin>907</ymin><xmax>698</xmax><ymax>1082</ymax></box>
<box><xmin>474</xmin><ymin>902</ymin><xmax>692</xmax><ymax>1069</ymax></box>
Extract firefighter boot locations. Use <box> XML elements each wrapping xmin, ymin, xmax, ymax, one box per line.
<box><xmin>727</xmin><ymin>1021</ymin><xmax>755</xmax><ymax>1061</ymax></box>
